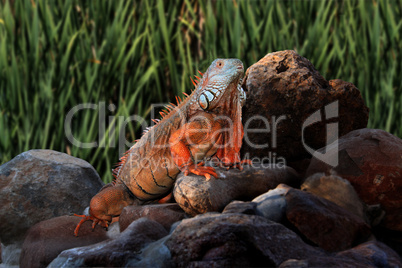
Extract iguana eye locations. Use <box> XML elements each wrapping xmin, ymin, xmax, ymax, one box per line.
<box><xmin>217</xmin><ymin>61</ymin><xmax>223</xmax><ymax>67</ymax></box>
<box><xmin>199</xmin><ymin>94</ymin><xmax>209</xmax><ymax>110</ymax></box>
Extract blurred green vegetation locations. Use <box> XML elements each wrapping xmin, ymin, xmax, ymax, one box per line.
<box><xmin>0</xmin><ymin>0</ymin><xmax>401</xmax><ymax>182</ymax></box>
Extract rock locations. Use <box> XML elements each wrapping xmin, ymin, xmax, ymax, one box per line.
<box><xmin>173</xmin><ymin>164</ymin><xmax>299</xmax><ymax>216</ymax></box>
<box><xmin>252</xmin><ymin>184</ymin><xmax>291</xmax><ymax>223</ymax></box>
<box><xmin>125</xmin><ymin>236</ymin><xmax>173</xmax><ymax>268</ymax></box>
<box><xmin>280</xmin><ymin>241</ymin><xmax>401</xmax><ymax>267</ymax></box>
<box><xmin>374</xmin><ymin>226</ymin><xmax>402</xmax><ymax>257</ymax></box>
<box><xmin>222</xmin><ymin>201</ymin><xmax>258</xmax><ymax>215</ymax></box>
<box><xmin>285</xmin><ymin>188</ymin><xmax>371</xmax><ymax>252</ymax></box>
<box><xmin>119</xmin><ymin>203</ymin><xmax>187</xmax><ymax>232</ymax></box>
<box><xmin>241</xmin><ymin>50</ymin><xmax>368</xmax><ymax>161</ymax></box>
<box><xmin>165</xmin><ymin>213</ymin><xmax>326</xmax><ymax>267</ymax></box>
<box><xmin>19</xmin><ymin>216</ymin><xmax>108</xmax><ymax>268</ymax></box>
<box><xmin>279</xmin><ymin>257</ymin><xmax>350</xmax><ymax>268</ymax></box>
<box><xmin>337</xmin><ymin>240</ymin><xmax>402</xmax><ymax>267</ymax></box>
<box><xmin>306</xmin><ymin>128</ymin><xmax>402</xmax><ymax>231</ymax></box>
<box><xmin>1</xmin><ymin>243</ymin><xmax>21</xmax><ymax>267</ymax></box>
<box><xmin>301</xmin><ymin>173</ymin><xmax>366</xmax><ymax>221</ymax></box>
<box><xmin>49</xmin><ymin>218</ymin><xmax>168</xmax><ymax>267</ymax></box>
<box><xmin>0</xmin><ymin>150</ymin><xmax>103</xmax><ymax>246</ymax></box>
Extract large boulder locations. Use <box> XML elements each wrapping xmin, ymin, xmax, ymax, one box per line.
<box><xmin>165</xmin><ymin>213</ymin><xmax>326</xmax><ymax>267</ymax></box>
<box><xmin>20</xmin><ymin>216</ymin><xmax>108</xmax><ymax>268</ymax></box>
<box><xmin>0</xmin><ymin>150</ymin><xmax>103</xmax><ymax>246</ymax></box>
<box><xmin>306</xmin><ymin>128</ymin><xmax>402</xmax><ymax>231</ymax></box>
<box><xmin>173</xmin><ymin>164</ymin><xmax>299</xmax><ymax>216</ymax></box>
<box><xmin>241</xmin><ymin>50</ymin><xmax>368</xmax><ymax>161</ymax></box>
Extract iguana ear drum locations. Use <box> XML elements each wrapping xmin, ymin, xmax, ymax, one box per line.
<box><xmin>199</xmin><ymin>91</ymin><xmax>216</xmax><ymax>110</ymax></box>
<box><xmin>199</xmin><ymin>94</ymin><xmax>209</xmax><ymax>110</ymax></box>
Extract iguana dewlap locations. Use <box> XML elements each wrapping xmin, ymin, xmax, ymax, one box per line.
<box><xmin>74</xmin><ymin>58</ymin><xmax>249</xmax><ymax>236</ymax></box>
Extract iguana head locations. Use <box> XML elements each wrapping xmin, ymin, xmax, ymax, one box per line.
<box><xmin>195</xmin><ymin>58</ymin><xmax>245</xmax><ymax>112</ymax></box>
<box><xmin>188</xmin><ymin>58</ymin><xmax>246</xmax><ymax>165</ymax></box>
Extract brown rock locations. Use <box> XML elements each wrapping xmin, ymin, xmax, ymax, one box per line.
<box><xmin>285</xmin><ymin>188</ymin><xmax>371</xmax><ymax>252</ymax></box>
<box><xmin>301</xmin><ymin>173</ymin><xmax>366</xmax><ymax>221</ymax></box>
<box><xmin>49</xmin><ymin>218</ymin><xmax>168</xmax><ymax>267</ymax></box>
<box><xmin>19</xmin><ymin>216</ymin><xmax>108</xmax><ymax>268</ymax></box>
<box><xmin>241</xmin><ymin>50</ymin><xmax>368</xmax><ymax>161</ymax></box>
<box><xmin>166</xmin><ymin>213</ymin><xmax>326</xmax><ymax>267</ymax></box>
<box><xmin>306</xmin><ymin>128</ymin><xmax>402</xmax><ymax>231</ymax></box>
<box><xmin>0</xmin><ymin>150</ymin><xmax>103</xmax><ymax>246</ymax></box>
<box><xmin>119</xmin><ymin>203</ymin><xmax>187</xmax><ymax>232</ymax></box>
<box><xmin>173</xmin><ymin>164</ymin><xmax>299</xmax><ymax>216</ymax></box>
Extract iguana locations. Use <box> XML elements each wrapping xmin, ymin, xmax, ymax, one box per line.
<box><xmin>74</xmin><ymin>58</ymin><xmax>249</xmax><ymax>236</ymax></box>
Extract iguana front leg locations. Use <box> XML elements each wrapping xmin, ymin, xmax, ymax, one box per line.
<box><xmin>169</xmin><ymin>114</ymin><xmax>221</xmax><ymax>180</ymax></box>
<box><xmin>74</xmin><ymin>183</ymin><xmax>137</xmax><ymax>236</ymax></box>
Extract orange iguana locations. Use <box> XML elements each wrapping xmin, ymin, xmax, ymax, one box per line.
<box><xmin>74</xmin><ymin>58</ymin><xmax>249</xmax><ymax>236</ymax></box>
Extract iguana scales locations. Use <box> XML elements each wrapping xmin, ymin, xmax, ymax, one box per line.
<box><xmin>74</xmin><ymin>58</ymin><xmax>249</xmax><ymax>236</ymax></box>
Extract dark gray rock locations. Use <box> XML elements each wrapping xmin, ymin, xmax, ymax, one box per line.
<box><xmin>279</xmin><ymin>240</ymin><xmax>402</xmax><ymax>267</ymax></box>
<box><xmin>49</xmin><ymin>218</ymin><xmax>168</xmax><ymax>267</ymax></box>
<box><xmin>252</xmin><ymin>184</ymin><xmax>291</xmax><ymax>223</ymax></box>
<box><xmin>166</xmin><ymin>213</ymin><xmax>326</xmax><ymax>267</ymax></box>
<box><xmin>0</xmin><ymin>150</ymin><xmax>103</xmax><ymax>246</ymax></box>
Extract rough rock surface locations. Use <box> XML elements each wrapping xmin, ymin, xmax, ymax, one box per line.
<box><xmin>374</xmin><ymin>227</ymin><xmax>402</xmax><ymax>257</ymax></box>
<box><xmin>306</xmin><ymin>128</ymin><xmax>402</xmax><ymax>231</ymax></box>
<box><xmin>165</xmin><ymin>213</ymin><xmax>326</xmax><ymax>267</ymax></box>
<box><xmin>0</xmin><ymin>150</ymin><xmax>103</xmax><ymax>245</ymax></box>
<box><xmin>285</xmin><ymin>188</ymin><xmax>371</xmax><ymax>252</ymax></box>
<box><xmin>173</xmin><ymin>164</ymin><xmax>299</xmax><ymax>216</ymax></box>
<box><xmin>301</xmin><ymin>173</ymin><xmax>366</xmax><ymax>220</ymax></box>
<box><xmin>241</xmin><ymin>50</ymin><xmax>368</xmax><ymax>161</ymax></box>
<box><xmin>280</xmin><ymin>241</ymin><xmax>402</xmax><ymax>267</ymax></box>
<box><xmin>125</xmin><ymin>236</ymin><xmax>173</xmax><ymax>268</ymax></box>
<box><xmin>20</xmin><ymin>216</ymin><xmax>108</xmax><ymax>268</ymax></box>
<box><xmin>119</xmin><ymin>203</ymin><xmax>187</xmax><ymax>232</ymax></box>
<box><xmin>49</xmin><ymin>218</ymin><xmax>168</xmax><ymax>267</ymax></box>
<box><xmin>222</xmin><ymin>201</ymin><xmax>258</xmax><ymax>215</ymax></box>
<box><xmin>337</xmin><ymin>240</ymin><xmax>402</xmax><ymax>267</ymax></box>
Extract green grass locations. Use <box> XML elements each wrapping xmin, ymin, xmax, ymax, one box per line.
<box><xmin>0</xmin><ymin>0</ymin><xmax>401</xmax><ymax>182</ymax></box>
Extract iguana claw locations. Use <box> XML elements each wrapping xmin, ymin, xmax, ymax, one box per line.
<box><xmin>74</xmin><ymin>214</ymin><xmax>109</xmax><ymax>237</ymax></box>
<box><xmin>182</xmin><ymin>162</ymin><xmax>218</xmax><ymax>181</ymax></box>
